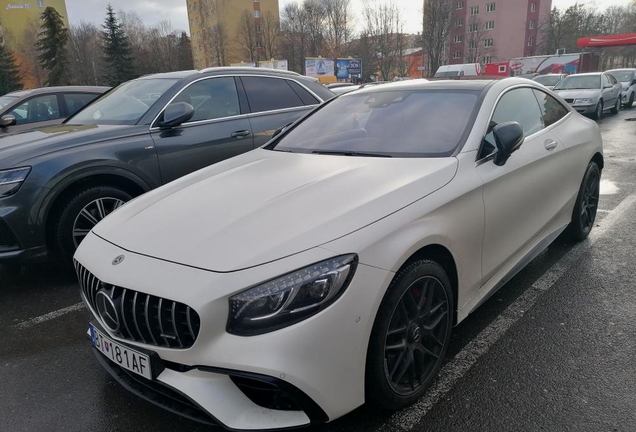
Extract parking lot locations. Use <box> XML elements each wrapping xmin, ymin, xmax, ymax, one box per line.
<box><xmin>1</xmin><ymin>108</ymin><xmax>636</xmax><ymax>432</ymax></box>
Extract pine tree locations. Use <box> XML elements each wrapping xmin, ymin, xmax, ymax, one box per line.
<box><xmin>37</xmin><ymin>7</ymin><xmax>70</xmax><ymax>86</ymax></box>
<box><xmin>177</xmin><ymin>32</ymin><xmax>194</xmax><ymax>70</ymax></box>
<box><xmin>102</xmin><ymin>5</ymin><xmax>135</xmax><ymax>86</ymax></box>
<box><xmin>0</xmin><ymin>44</ymin><xmax>22</xmax><ymax>95</ymax></box>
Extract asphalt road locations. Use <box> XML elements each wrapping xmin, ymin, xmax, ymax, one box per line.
<box><xmin>2</xmin><ymin>108</ymin><xmax>636</xmax><ymax>432</ymax></box>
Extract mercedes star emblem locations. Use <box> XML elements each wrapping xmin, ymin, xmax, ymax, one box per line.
<box><xmin>96</xmin><ymin>290</ymin><xmax>120</xmax><ymax>333</ymax></box>
<box><xmin>112</xmin><ymin>255</ymin><xmax>125</xmax><ymax>266</ymax></box>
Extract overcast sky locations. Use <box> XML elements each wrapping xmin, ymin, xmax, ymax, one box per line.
<box><xmin>66</xmin><ymin>0</ymin><xmax>633</xmax><ymax>35</ymax></box>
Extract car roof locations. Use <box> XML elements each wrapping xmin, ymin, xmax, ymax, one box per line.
<box><xmin>606</xmin><ymin>68</ymin><xmax>635</xmax><ymax>72</ymax></box>
<box><xmin>568</xmin><ymin>72</ymin><xmax>603</xmax><ymax>77</ymax></box>
<box><xmin>5</xmin><ymin>86</ymin><xmax>110</xmax><ymax>97</ymax></box>
<box><xmin>347</xmin><ymin>79</ymin><xmax>493</xmax><ymax>95</ymax></box>
<box><xmin>139</xmin><ymin>67</ymin><xmax>309</xmax><ymax>81</ymax></box>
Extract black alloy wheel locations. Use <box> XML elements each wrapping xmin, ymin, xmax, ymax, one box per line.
<box><xmin>366</xmin><ymin>260</ymin><xmax>453</xmax><ymax>410</ymax></box>
<box><xmin>564</xmin><ymin>161</ymin><xmax>601</xmax><ymax>241</ymax></box>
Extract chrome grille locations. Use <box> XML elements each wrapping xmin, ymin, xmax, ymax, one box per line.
<box><xmin>74</xmin><ymin>260</ymin><xmax>201</xmax><ymax>349</ymax></box>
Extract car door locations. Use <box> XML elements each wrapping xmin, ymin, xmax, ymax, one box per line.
<box><xmin>151</xmin><ymin>76</ymin><xmax>255</xmax><ymax>184</ymax></box>
<box><xmin>239</xmin><ymin>76</ymin><xmax>320</xmax><ymax>148</ymax></box>
<box><xmin>601</xmin><ymin>74</ymin><xmax>617</xmax><ymax>107</ymax></box>
<box><xmin>476</xmin><ymin>87</ymin><xmax>567</xmax><ymax>284</ymax></box>
<box><xmin>3</xmin><ymin>94</ymin><xmax>64</xmax><ymax>133</ymax></box>
<box><xmin>606</xmin><ymin>73</ymin><xmax>621</xmax><ymax>105</ymax></box>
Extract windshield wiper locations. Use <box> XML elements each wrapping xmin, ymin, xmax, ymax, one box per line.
<box><xmin>312</xmin><ymin>150</ymin><xmax>393</xmax><ymax>158</ymax></box>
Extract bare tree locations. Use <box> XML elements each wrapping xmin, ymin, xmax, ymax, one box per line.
<box><xmin>204</xmin><ymin>0</ymin><xmax>230</xmax><ymax>67</ymax></box>
<box><xmin>304</xmin><ymin>0</ymin><xmax>327</xmax><ymax>56</ymax></box>
<box><xmin>363</xmin><ymin>0</ymin><xmax>402</xmax><ymax>81</ymax></box>
<box><xmin>18</xmin><ymin>19</ymin><xmax>47</xmax><ymax>87</ymax></box>
<box><xmin>280</xmin><ymin>2</ymin><xmax>309</xmax><ymax>73</ymax></box>
<box><xmin>422</xmin><ymin>0</ymin><xmax>453</xmax><ymax>77</ymax></box>
<box><xmin>465</xmin><ymin>15</ymin><xmax>494</xmax><ymax>63</ymax></box>
<box><xmin>236</xmin><ymin>9</ymin><xmax>257</xmax><ymax>62</ymax></box>
<box><xmin>261</xmin><ymin>10</ymin><xmax>280</xmax><ymax>60</ymax></box>
<box><xmin>68</xmin><ymin>21</ymin><xmax>103</xmax><ymax>85</ymax></box>
<box><xmin>324</xmin><ymin>0</ymin><xmax>353</xmax><ymax>58</ymax></box>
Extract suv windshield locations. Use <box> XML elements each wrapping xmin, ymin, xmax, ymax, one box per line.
<box><xmin>534</xmin><ymin>75</ymin><xmax>563</xmax><ymax>86</ymax></box>
<box><xmin>0</xmin><ymin>96</ymin><xmax>17</xmax><ymax>110</ymax></box>
<box><xmin>554</xmin><ymin>75</ymin><xmax>600</xmax><ymax>90</ymax></box>
<box><xmin>68</xmin><ymin>78</ymin><xmax>178</xmax><ymax>125</ymax></box>
<box><xmin>608</xmin><ymin>70</ymin><xmax>634</xmax><ymax>82</ymax></box>
<box><xmin>271</xmin><ymin>89</ymin><xmax>480</xmax><ymax>157</ymax></box>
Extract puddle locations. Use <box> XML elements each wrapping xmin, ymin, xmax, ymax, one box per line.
<box><xmin>600</xmin><ymin>179</ymin><xmax>619</xmax><ymax>195</ymax></box>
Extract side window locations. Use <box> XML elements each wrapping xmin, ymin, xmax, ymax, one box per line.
<box><xmin>287</xmin><ymin>80</ymin><xmax>319</xmax><ymax>105</ymax></box>
<box><xmin>481</xmin><ymin>88</ymin><xmax>543</xmax><ymax>158</ymax></box>
<box><xmin>533</xmin><ymin>90</ymin><xmax>569</xmax><ymax>128</ymax></box>
<box><xmin>241</xmin><ymin>77</ymin><xmax>304</xmax><ymax>113</ymax></box>
<box><xmin>608</xmin><ymin>74</ymin><xmax>618</xmax><ymax>85</ymax></box>
<box><xmin>64</xmin><ymin>93</ymin><xmax>100</xmax><ymax>116</ymax></box>
<box><xmin>602</xmin><ymin>74</ymin><xmax>611</xmax><ymax>88</ymax></box>
<box><xmin>8</xmin><ymin>94</ymin><xmax>61</xmax><ymax>125</ymax></box>
<box><xmin>169</xmin><ymin>77</ymin><xmax>240</xmax><ymax>123</ymax></box>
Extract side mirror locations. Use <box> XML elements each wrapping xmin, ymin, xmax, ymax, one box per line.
<box><xmin>159</xmin><ymin>102</ymin><xmax>194</xmax><ymax>129</ymax></box>
<box><xmin>273</xmin><ymin>122</ymin><xmax>293</xmax><ymax>138</ymax></box>
<box><xmin>492</xmin><ymin>121</ymin><xmax>524</xmax><ymax>166</ymax></box>
<box><xmin>0</xmin><ymin>114</ymin><xmax>17</xmax><ymax>128</ymax></box>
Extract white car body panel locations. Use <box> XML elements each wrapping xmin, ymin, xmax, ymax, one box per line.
<box><xmin>74</xmin><ymin>78</ymin><xmax>604</xmax><ymax>430</ymax></box>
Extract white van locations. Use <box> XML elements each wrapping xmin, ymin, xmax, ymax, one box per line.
<box><xmin>434</xmin><ymin>63</ymin><xmax>482</xmax><ymax>78</ymax></box>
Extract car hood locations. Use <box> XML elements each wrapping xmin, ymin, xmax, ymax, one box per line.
<box><xmin>93</xmin><ymin>149</ymin><xmax>459</xmax><ymax>272</ymax></box>
<box><xmin>553</xmin><ymin>89</ymin><xmax>600</xmax><ymax>99</ymax></box>
<box><xmin>0</xmin><ymin>123</ymin><xmax>145</xmax><ymax>166</ymax></box>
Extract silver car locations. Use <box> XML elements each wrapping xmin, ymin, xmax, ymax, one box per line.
<box><xmin>553</xmin><ymin>72</ymin><xmax>622</xmax><ymax>120</ymax></box>
<box><xmin>606</xmin><ymin>68</ymin><xmax>636</xmax><ymax>108</ymax></box>
<box><xmin>532</xmin><ymin>73</ymin><xmax>568</xmax><ymax>90</ymax></box>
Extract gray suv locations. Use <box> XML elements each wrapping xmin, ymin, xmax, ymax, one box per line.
<box><xmin>0</xmin><ymin>68</ymin><xmax>333</xmax><ymax>264</ymax></box>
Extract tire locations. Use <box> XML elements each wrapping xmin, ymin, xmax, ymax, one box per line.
<box><xmin>366</xmin><ymin>260</ymin><xmax>453</xmax><ymax>410</ymax></box>
<box><xmin>564</xmin><ymin>162</ymin><xmax>600</xmax><ymax>242</ymax></box>
<box><xmin>592</xmin><ymin>100</ymin><xmax>603</xmax><ymax>120</ymax></box>
<box><xmin>611</xmin><ymin>97</ymin><xmax>620</xmax><ymax>115</ymax></box>
<box><xmin>52</xmin><ymin>186</ymin><xmax>132</xmax><ymax>264</ymax></box>
<box><xmin>628</xmin><ymin>92</ymin><xmax>635</xmax><ymax>109</ymax></box>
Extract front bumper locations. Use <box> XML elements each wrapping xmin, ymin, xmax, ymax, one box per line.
<box><xmin>570</xmin><ymin>103</ymin><xmax>596</xmax><ymax>115</ymax></box>
<box><xmin>75</xmin><ymin>232</ymin><xmax>393</xmax><ymax>430</ymax></box>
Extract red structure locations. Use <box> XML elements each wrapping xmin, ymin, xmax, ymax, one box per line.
<box><xmin>485</xmin><ymin>62</ymin><xmax>510</xmax><ymax>77</ymax></box>
<box><xmin>578</xmin><ymin>33</ymin><xmax>636</xmax><ymax>48</ymax></box>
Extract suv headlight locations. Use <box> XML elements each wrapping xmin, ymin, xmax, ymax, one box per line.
<box><xmin>228</xmin><ymin>254</ymin><xmax>358</xmax><ymax>336</ymax></box>
<box><xmin>573</xmin><ymin>98</ymin><xmax>593</xmax><ymax>105</ymax></box>
<box><xmin>0</xmin><ymin>167</ymin><xmax>31</xmax><ymax>198</ymax></box>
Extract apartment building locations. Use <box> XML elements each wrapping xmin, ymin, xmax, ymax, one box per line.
<box><xmin>0</xmin><ymin>0</ymin><xmax>69</xmax><ymax>44</ymax></box>
<box><xmin>448</xmin><ymin>0</ymin><xmax>552</xmax><ymax>65</ymax></box>
<box><xmin>187</xmin><ymin>0</ymin><xmax>279</xmax><ymax>69</ymax></box>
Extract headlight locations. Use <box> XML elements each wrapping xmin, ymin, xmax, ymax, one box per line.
<box><xmin>228</xmin><ymin>254</ymin><xmax>358</xmax><ymax>336</ymax></box>
<box><xmin>573</xmin><ymin>98</ymin><xmax>593</xmax><ymax>105</ymax></box>
<box><xmin>0</xmin><ymin>167</ymin><xmax>31</xmax><ymax>198</ymax></box>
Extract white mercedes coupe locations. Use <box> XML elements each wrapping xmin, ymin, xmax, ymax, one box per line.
<box><xmin>74</xmin><ymin>78</ymin><xmax>603</xmax><ymax>430</ymax></box>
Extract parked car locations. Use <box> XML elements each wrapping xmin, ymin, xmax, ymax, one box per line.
<box><xmin>606</xmin><ymin>68</ymin><xmax>636</xmax><ymax>108</ymax></box>
<box><xmin>0</xmin><ymin>68</ymin><xmax>334</xmax><ymax>264</ymax></box>
<box><xmin>532</xmin><ymin>73</ymin><xmax>568</xmax><ymax>90</ymax></box>
<box><xmin>434</xmin><ymin>63</ymin><xmax>481</xmax><ymax>78</ymax></box>
<box><xmin>553</xmin><ymin>72</ymin><xmax>622</xmax><ymax>120</ymax></box>
<box><xmin>0</xmin><ymin>86</ymin><xmax>109</xmax><ymax>133</ymax></box>
<box><xmin>74</xmin><ymin>78</ymin><xmax>603</xmax><ymax>431</ymax></box>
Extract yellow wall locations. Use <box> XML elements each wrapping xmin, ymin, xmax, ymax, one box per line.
<box><xmin>0</xmin><ymin>0</ymin><xmax>69</xmax><ymax>42</ymax></box>
<box><xmin>187</xmin><ymin>0</ymin><xmax>280</xmax><ymax>69</ymax></box>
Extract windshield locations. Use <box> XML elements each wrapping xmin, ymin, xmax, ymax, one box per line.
<box><xmin>534</xmin><ymin>75</ymin><xmax>563</xmax><ymax>86</ymax></box>
<box><xmin>434</xmin><ymin>71</ymin><xmax>460</xmax><ymax>78</ymax></box>
<box><xmin>554</xmin><ymin>75</ymin><xmax>600</xmax><ymax>90</ymax></box>
<box><xmin>271</xmin><ymin>89</ymin><xmax>480</xmax><ymax>158</ymax></box>
<box><xmin>68</xmin><ymin>78</ymin><xmax>178</xmax><ymax>125</ymax></box>
<box><xmin>0</xmin><ymin>96</ymin><xmax>17</xmax><ymax>110</ymax></box>
<box><xmin>608</xmin><ymin>70</ymin><xmax>634</xmax><ymax>82</ymax></box>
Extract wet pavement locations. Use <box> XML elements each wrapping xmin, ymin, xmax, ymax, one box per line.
<box><xmin>1</xmin><ymin>108</ymin><xmax>636</xmax><ymax>432</ymax></box>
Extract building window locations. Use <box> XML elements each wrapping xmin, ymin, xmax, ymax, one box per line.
<box><xmin>256</xmin><ymin>41</ymin><xmax>263</xmax><ymax>48</ymax></box>
<box><xmin>484</xmin><ymin>38</ymin><xmax>494</xmax><ymax>47</ymax></box>
<box><xmin>454</xmin><ymin>35</ymin><xmax>463</xmax><ymax>43</ymax></box>
<box><xmin>469</xmin><ymin>40</ymin><xmax>477</xmax><ymax>49</ymax></box>
<box><xmin>470</xmin><ymin>6</ymin><xmax>479</xmax><ymax>15</ymax></box>
<box><xmin>498</xmin><ymin>64</ymin><xmax>507</xmax><ymax>73</ymax></box>
<box><xmin>256</xmin><ymin>25</ymin><xmax>263</xmax><ymax>33</ymax></box>
<box><xmin>469</xmin><ymin>23</ymin><xmax>478</xmax><ymax>33</ymax></box>
<box><xmin>486</xmin><ymin>3</ymin><xmax>495</xmax><ymax>13</ymax></box>
<box><xmin>454</xmin><ymin>18</ymin><xmax>463</xmax><ymax>26</ymax></box>
<box><xmin>254</xmin><ymin>9</ymin><xmax>261</xmax><ymax>18</ymax></box>
<box><xmin>456</xmin><ymin>1</ymin><xmax>464</xmax><ymax>9</ymax></box>
<box><xmin>528</xmin><ymin>37</ymin><xmax>534</xmax><ymax>46</ymax></box>
<box><xmin>484</xmin><ymin>56</ymin><xmax>492</xmax><ymax>64</ymax></box>
<box><xmin>38</xmin><ymin>0</ymin><xmax>45</xmax><ymax>6</ymax></box>
<box><xmin>530</xmin><ymin>2</ymin><xmax>536</xmax><ymax>12</ymax></box>
<box><xmin>253</xmin><ymin>0</ymin><xmax>260</xmax><ymax>2</ymax></box>
<box><xmin>529</xmin><ymin>20</ymin><xmax>535</xmax><ymax>29</ymax></box>
<box><xmin>486</xmin><ymin>21</ymin><xmax>495</xmax><ymax>30</ymax></box>
<box><xmin>453</xmin><ymin>51</ymin><xmax>462</xmax><ymax>59</ymax></box>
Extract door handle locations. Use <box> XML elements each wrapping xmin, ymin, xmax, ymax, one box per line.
<box><xmin>231</xmin><ymin>130</ymin><xmax>251</xmax><ymax>139</ymax></box>
<box><xmin>544</xmin><ymin>139</ymin><xmax>558</xmax><ymax>151</ymax></box>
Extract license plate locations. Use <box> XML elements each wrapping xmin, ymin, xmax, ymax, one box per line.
<box><xmin>89</xmin><ymin>324</ymin><xmax>152</xmax><ymax>380</ymax></box>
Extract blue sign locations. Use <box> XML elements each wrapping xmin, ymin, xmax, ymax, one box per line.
<box><xmin>336</xmin><ymin>58</ymin><xmax>363</xmax><ymax>79</ymax></box>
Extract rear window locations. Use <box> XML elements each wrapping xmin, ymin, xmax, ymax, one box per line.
<box><xmin>271</xmin><ymin>90</ymin><xmax>481</xmax><ymax>158</ymax></box>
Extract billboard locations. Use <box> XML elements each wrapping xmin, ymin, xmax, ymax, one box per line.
<box><xmin>258</xmin><ymin>59</ymin><xmax>288</xmax><ymax>70</ymax></box>
<box><xmin>509</xmin><ymin>54</ymin><xmax>582</xmax><ymax>76</ymax></box>
<box><xmin>335</xmin><ymin>58</ymin><xmax>362</xmax><ymax>80</ymax></box>
<box><xmin>305</xmin><ymin>58</ymin><xmax>335</xmax><ymax>77</ymax></box>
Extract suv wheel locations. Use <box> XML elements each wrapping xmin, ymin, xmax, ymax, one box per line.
<box><xmin>611</xmin><ymin>97</ymin><xmax>620</xmax><ymax>114</ymax></box>
<box><xmin>52</xmin><ymin>186</ymin><xmax>132</xmax><ymax>263</ymax></box>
